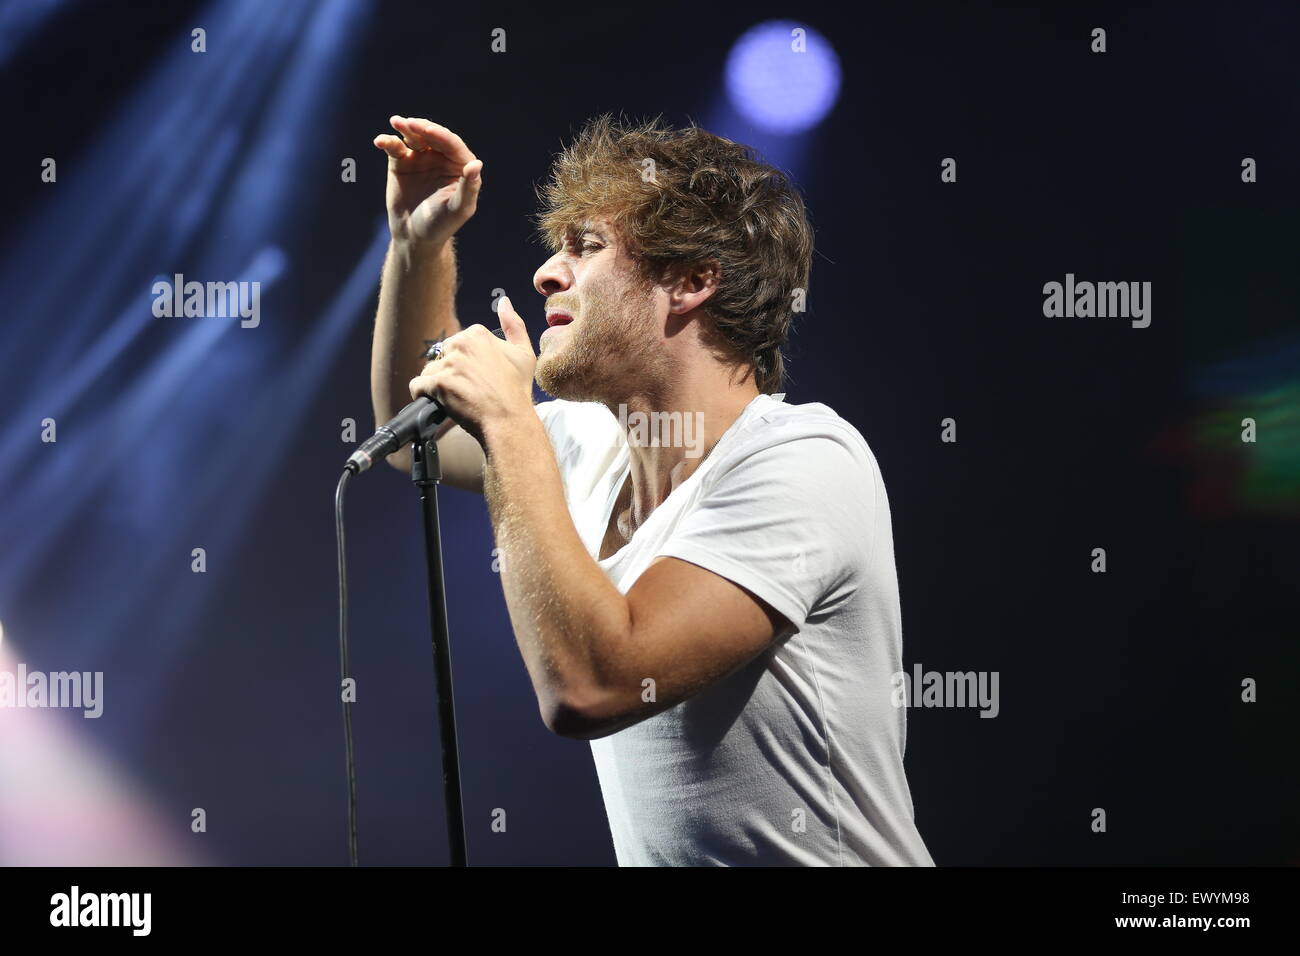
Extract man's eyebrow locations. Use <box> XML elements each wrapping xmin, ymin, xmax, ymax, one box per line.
<box><xmin>561</xmin><ymin>222</ymin><xmax>610</xmax><ymax>246</ymax></box>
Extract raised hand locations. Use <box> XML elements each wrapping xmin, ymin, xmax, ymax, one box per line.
<box><xmin>373</xmin><ymin>116</ymin><xmax>483</xmax><ymax>247</ymax></box>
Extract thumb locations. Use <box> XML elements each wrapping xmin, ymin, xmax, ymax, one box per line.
<box><xmin>449</xmin><ymin>160</ymin><xmax>483</xmax><ymax>215</ymax></box>
<box><xmin>497</xmin><ymin>295</ymin><xmax>532</xmax><ymax>351</ymax></box>
<box><xmin>460</xmin><ymin>159</ymin><xmax>483</xmax><ymax>201</ymax></box>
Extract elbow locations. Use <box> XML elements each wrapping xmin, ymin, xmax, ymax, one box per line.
<box><xmin>542</xmin><ymin>701</ymin><xmax>595</xmax><ymax>740</ymax></box>
<box><xmin>540</xmin><ymin>687</ymin><xmax>620</xmax><ymax>741</ymax></box>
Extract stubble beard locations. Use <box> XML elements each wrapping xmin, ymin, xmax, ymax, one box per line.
<box><xmin>535</xmin><ymin>276</ymin><xmax>669</xmax><ymax>404</ymax></box>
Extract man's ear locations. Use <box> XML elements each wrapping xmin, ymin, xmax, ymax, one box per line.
<box><xmin>666</xmin><ymin>260</ymin><xmax>721</xmax><ymax>316</ymax></box>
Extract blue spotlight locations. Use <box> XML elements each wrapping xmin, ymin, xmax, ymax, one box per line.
<box><xmin>0</xmin><ymin>0</ymin><xmax>67</xmax><ymax>65</ymax></box>
<box><xmin>725</xmin><ymin>20</ymin><xmax>841</xmax><ymax>135</ymax></box>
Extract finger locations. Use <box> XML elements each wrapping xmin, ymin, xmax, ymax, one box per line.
<box><xmin>447</xmin><ymin>160</ymin><xmax>483</xmax><ymax>214</ymax></box>
<box><xmin>496</xmin><ymin>296</ymin><xmax>533</xmax><ymax>351</ymax></box>
<box><xmin>411</xmin><ymin>118</ymin><xmax>476</xmax><ymax>160</ymax></box>
<box><xmin>390</xmin><ymin>115</ymin><xmax>435</xmax><ymax>152</ymax></box>
<box><xmin>406</xmin><ymin>118</ymin><xmax>477</xmax><ymax>166</ymax></box>
<box><xmin>374</xmin><ymin>133</ymin><xmax>414</xmax><ymax>160</ymax></box>
<box><xmin>409</xmin><ymin>372</ymin><xmax>441</xmax><ymax>402</ymax></box>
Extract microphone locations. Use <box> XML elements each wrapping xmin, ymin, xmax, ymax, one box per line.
<box><xmin>345</xmin><ymin>326</ymin><xmax>506</xmax><ymax>474</ymax></box>
<box><xmin>345</xmin><ymin>396</ymin><xmax>448</xmax><ymax>474</ymax></box>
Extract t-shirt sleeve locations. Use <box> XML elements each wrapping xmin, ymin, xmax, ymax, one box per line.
<box><xmin>653</xmin><ymin>427</ymin><xmax>877</xmax><ymax>631</ymax></box>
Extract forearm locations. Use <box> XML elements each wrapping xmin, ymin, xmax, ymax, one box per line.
<box><xmin>370</xmin><ymin>237</ymin><xmax>462</xmax><ymax>425</ymax></box>
<box><xmin>481</xmin><ymin>414</ymin><xmax>632</xmax><ymax>726</ymax></box>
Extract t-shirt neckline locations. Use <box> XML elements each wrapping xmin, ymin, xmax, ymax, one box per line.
<box><xmin>596</xmin><ymin>392</ymin><xmax>784</xmax><ymax>566</ymax></box>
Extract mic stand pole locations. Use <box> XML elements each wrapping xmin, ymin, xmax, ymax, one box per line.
<box><xmin>410</xmin><ymin>429</ymin><xmax>468</xmax><ymax>867</ymax></box>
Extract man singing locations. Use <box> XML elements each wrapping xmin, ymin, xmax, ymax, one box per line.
<box><xmin>368</xmin><ymin>114</ymin><xmax>933</xmax><ymax>866</ymax></box>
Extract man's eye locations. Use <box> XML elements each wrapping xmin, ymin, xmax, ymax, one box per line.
<box><xmin>564</xmin><ymin>234</ymin><xmax>602</xmax><ymax>255</ymax></box>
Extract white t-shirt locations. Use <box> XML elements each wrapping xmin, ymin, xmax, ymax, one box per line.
<box><xmin>534</xmin><ymin>392</ymin><xmax>933</xmax><ymax>866</ymax></box>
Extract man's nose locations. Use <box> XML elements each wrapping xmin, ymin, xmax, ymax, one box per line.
<box><xmin>533</xmin><ymin>251</ymin><xmax>573</xmax><ymax>297</ymax></box>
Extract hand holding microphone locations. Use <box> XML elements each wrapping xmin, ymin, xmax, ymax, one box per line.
<box><xmin>347</xmin><ymin>300</ymin><xmax>536</xmax><ymax>474</ymax></box>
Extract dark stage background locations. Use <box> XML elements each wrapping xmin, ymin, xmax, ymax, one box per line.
<box><xmin>0</xmin><ymin>0</ymin><xmax>1296</xmax><ymax>866</ymax></box>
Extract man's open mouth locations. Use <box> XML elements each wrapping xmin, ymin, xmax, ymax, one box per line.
<box><xmin>545</xmin><ymin>311</ymin><xmax>574</xmax><ymax>327</ymax></box>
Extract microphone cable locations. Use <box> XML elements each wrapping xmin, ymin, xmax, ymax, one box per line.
<box><xmin>334</xmin><ymin>468</ymin><xmax>359</xmax><ymax>866</ymax></box>
<box><xmin>332</xmin><ymin>324</ymin><xmax>506</xmax><ymax>867</ymax></box>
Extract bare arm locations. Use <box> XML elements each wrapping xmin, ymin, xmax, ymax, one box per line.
<box><xmin>404</xmin><ymin>300</ymin><xmax>784</xmax><ymax>740</ymax></box>
<box><xmin>369</xmin><ymin>116</ymin><xmax>487</xmax><ymax>490</ymax></box>
<box><xmin>371</xmin><ymin>237</ymin><xmax>486</xmax><ymax>485</ymax></box>
<box><xmin>480</xmin><ymin>406</ymin><xmax>786</xmax><ymax>740</ymax></box>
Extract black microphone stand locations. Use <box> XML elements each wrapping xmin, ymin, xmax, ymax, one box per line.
<box><xmin>410</xmin><ymin>425</ymin><xmax>468</xmax><ymax>867</ymax></box>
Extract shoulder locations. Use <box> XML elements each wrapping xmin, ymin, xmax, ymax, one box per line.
<box><xmin>706</xmin><ymin>394</ymin><xmax>884</xmax><ymax>488</ymax></box>
<box><xmin>671</xmin><ymin>396</ymin><xmax>890</xmax><ymax>620</ymax></box>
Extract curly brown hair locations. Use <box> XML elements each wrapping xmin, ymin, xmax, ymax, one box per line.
<box><xmin>535</xmin><ymin>115</ymin><xmax>813</xmax><ymax>394</ymax></box>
